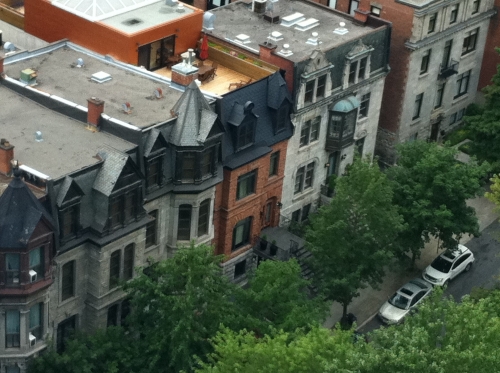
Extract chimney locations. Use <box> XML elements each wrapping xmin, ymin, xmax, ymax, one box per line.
<box><xmin>87</xmin><ymin>97</ymin><xmax>105</xmax><ymax>129</ymax></box>
<box><xmin>259</xmin><ymin>42</ymin><xmax>277</xmax><ymax>60</ymax></box>
<box><xmin>0</xmin><ymin>56</ymin><xmax>4</xmax><ymax>76</ymax></box>
<box><xmin>0</xmin><ymin>138</ymin><xmax>14</xmax><ymax>175</ymax></box>
<box><xmin>353</xmin><ymin>9</ymin><xmax>370</xmax><ymax>24</ymax></box>
<box><xmin>171</xmin><ymin>48</ymin><xmax>199</xmax><ymax>88</ymax></box>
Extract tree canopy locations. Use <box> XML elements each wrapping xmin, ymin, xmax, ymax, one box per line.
<box><xmin>387</xmin><ymin>140</ymin><xmax>486</xmax><ymax>263</ymax></box>
<box><xmin>197</xmin><ymin>288</ymin><xmax>500</xmax><ymax>373</ymax></box>
<box><xmin>306</xmin><ymin>156</ymin><xmax>404</xmax><ymax>318</ymax></box>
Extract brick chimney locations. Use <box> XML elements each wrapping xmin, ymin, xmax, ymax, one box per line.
<box><xmin>259</xmin><ymin>42</ymin><xmax>277</xmax><ymax>61</ymax></box>
<box><xmin>0</xmin><ymin>56</ymin><xmax>4</xmax><ymax>76</ymax></box>
<box><xmin>0</xmin><ymin>138</ymin><xmax>14</xmax><ymax>175</ymax></box>
<box><xmin>171</xmin><ymin>49</ymin><xmax>199</xmax><ymax>88</ymax></box>
<box><xmin>354</xmin><ymin>9</ymin><xmax>370</xmax><ymax>24</ymax></box>
<box><xmin>87</xmin><ymin>97</ymin><xmax>105</xmax><ymax>129</ymax></box>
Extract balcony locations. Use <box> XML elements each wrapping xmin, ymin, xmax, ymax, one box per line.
<box><xmin>438</xmin><ymin>59</ymin><xmax>459</xmax><ymax>80</ymax></box>
<box><xmin>325</xmin><ymin>136</ymin><xmax>354</xmax><ymax>152</ymax></box>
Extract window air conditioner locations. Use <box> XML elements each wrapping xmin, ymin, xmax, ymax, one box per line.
<box><xmin>29</xmin><ymin>333</ymin><xmax>36</xmax><ymax>347</ymax></box>
<box><xmin>29</xmin><ymin>270</ymin><xmax>37</xmax><ymax>283</ymax></box>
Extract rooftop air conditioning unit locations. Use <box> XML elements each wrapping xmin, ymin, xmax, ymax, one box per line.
<box><xmin>29</xmin><ymin>333</ymin><xmax>36</xmax><ymax>347</ymax></box>
<box><xmin>29</xmin><ymin>270</ymin><xmax>37</xmax><ymax>283</ymax></box>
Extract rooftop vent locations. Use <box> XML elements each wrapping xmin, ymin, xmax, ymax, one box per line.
<box><xmin>35</xmin><ymin>131</ymin><xmax>43</xmax><ymax>142</ymax></box>
<box><xmin>154</xmin><ymin>88</ymin><xmax>163</xmax><ymax>99</ymax></box>
<box><xmin>264</xmin><ymin>0</ymin><xmax>280</xmax><ymax>23</ymax></box>
<box><xmin>122</xmin><ymin>18</ymin><xmax>142</xmax><ymax>26</ymax></box>
<box><xmin>281</xmin><ymin>12</ymin><xmax>305</xmax><ymax>27</ymax></box>
<box><xmin>3</xmin><ymin>41</ymin><xmax>15</xmax><ymax>52</ymax></box>
<box><xmin>295</xmin><ymin>18</ymin><xmax>319</xmax><ymax>31</ymax></box>
<box><xmin>122</xmin><ymin>102</ymin><xmax>132</xmax><ymax>114</ymax></box>
<box><xmin>253</xmin><ymin>0</ymin><xmax>267</xmax><ymax>14</ymax></box>
<box><xmin>203</xmin><ymin>12</ymin><xmax>216</xmax><ymax>30</ymax></box>
<box><xmin>176</xmin><ymin>3</ymin><xmax>185</xmax><ymax>12</ymax></box>
<box><xmin>160</xmin><ymin>0</ymin><xmax>177</xmax><ymax>13</ymax></box>
<box><xmin>77</xmin><ymin>58</ymin><xmax>84</xmax><ymax>67</ymax></box>
<box><xmin>91</xmin><ymin>71</ymin><xmax>112</xmax><ymax>83</ymax></box>
<box><xmin>306</xmin><ymin>32</ymin><xmax>321</xmax><ymax>46</ymax></box>
<box><xmin>278</xmin><ymin>43</ymin><xmax>293</xmax><ymax>57</ymax></box>
<box><xmin>268</xmin><ymin>31</ymin><xmax>283</xmax><ymax>42</ymax></box>
<box><xmin>334</xmin><ymin>22</ymin><xmax>349</xmax><ymax>35</ymax></box>
<box><xmin>235</xmin><ymin>34</ymin><xmax>251</xmax><ymax>45</ymax></box>
<box><xmin>20</xmin><ymin>68</ymin><xmax>37</xmax><ymax>86</ymax></box>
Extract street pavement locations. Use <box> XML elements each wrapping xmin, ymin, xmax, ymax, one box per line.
<box><xmin>322</xmin><ymin>189</ymin><xmax>499</xmax><ymax>331</ymax></box>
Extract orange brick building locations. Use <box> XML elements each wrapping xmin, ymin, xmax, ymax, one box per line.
<box><xmin>23</xmin><ymin>0</ymin><xmax>203</xmax><ymax>68</ymax></box>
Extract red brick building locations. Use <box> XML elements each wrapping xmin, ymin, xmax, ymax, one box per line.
<box><xmin>478</xmin><ymin>0</ymin><xmax>500</xmax><ymax>89</ymax></box>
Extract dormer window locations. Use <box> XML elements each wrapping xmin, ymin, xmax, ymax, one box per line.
<box><xmin>228</xmin><ymin>101</ymin><xmax>258</xmax><ymax>151</ymax></box>
<box><xmin>344</xmin><ymin>41</ymin><xmax>373</xmax><ymax>88</ymax></box>
<box><xmin>109</xmin><ymin>189</ymin><xmax>139</xmax><ymax>230</ymax></box>
<box><xmin>237</xmin><ymin>116</ymin><xmax>256</xmax><ymax>150</ymax></box>
<box><xmin>144</xmin><ymin>129</ymin><xmax>168</xmax><ymax>191</ymax></box>
<box><xmin>145</xmin><ymin>155</ymin><xmax>164</xmax><ymax>190</ymax></box>
<box><xmin>175</xmin><ymin>145</ymin><xmax>218</xmax><ymax>184</ymax></box>
<box><xmin>303</xmin><ymin>74</ymin><xmax>329</xmax><ymax>105</ymax></box>
<box><xmin>60</xmin><ymin>204</ymin><xmax>79</xmax><ymax>240</ymax></box>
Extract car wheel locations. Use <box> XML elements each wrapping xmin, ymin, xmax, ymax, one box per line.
<box><xmin>443</xmin><ymin>280</ymin><xmax>450</xmax><ymax>287</ymax></box>
<box><xmin>464</xmin><ymin>263</ymin><xmax>472</xmax><ymax>272</ymax></box>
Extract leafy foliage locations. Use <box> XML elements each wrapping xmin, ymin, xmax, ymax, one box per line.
<box><xmin>306</xmin><ymin>156</ymin><xmax>404</xmax><ymax>318</ymax></box>
<box><xmin>387</xmin><ymin>141</ymin><xmax>487</xmax><ymax>263</ymax></box>
<box><xmin>232</xmin><ymin>259</ymin><xmax>327</xmax><ymax>336</ymax></box>
<box><xmin>485</xmin><ymin>173</ymin><xmax>500</xmax><ymax>214</ymax></box>
<box><xmin>464</xmin><ymin>48</ymin><xmax>500</xmax><ymax>170</ymax></box>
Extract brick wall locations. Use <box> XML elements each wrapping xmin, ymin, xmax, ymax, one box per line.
<box><xmin>478</xmin><ymin>0</ymin><xmax>500</xmax><ymax>89</ymax></box>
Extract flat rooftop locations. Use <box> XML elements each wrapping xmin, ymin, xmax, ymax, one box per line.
<box><xmin>209</xmin><ymin>0</ymin><xmax>378</xmax><ymax>62</ymax></box>
<box><xmin>4</xmin><ymin>43</ymin><xmax>186</xmax><ymax>129</ymax></box>
<box><xmin>0</xmin><ymin>84</ymin><xmax>134</xmax><ymax>180</ymax></box>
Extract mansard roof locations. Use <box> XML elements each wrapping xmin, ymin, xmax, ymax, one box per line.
<box><xmin>169</xmin><ymin>81</ymin><xmax>219</xmax><ymax>147</ymax></box>
<box><xmin>0</xmin><ymin>176</ymin><xmax>54</xmax><ymax>248</ymax></box>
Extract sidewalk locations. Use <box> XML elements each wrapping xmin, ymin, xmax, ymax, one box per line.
<box><xmin>322</xmin><ymin>191</ymin><xmax>499</xmax><ymax>330</ymax></box>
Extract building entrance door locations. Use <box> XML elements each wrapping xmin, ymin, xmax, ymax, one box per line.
<box><xmin>430</xmin><ymin>121</ymin><xmax>441</xmax><ymax>142</ymax></box>
<box><xmin>138</xmin><ymin>35</ymin><xmax>175</xmax><ymax>71</ymax></box>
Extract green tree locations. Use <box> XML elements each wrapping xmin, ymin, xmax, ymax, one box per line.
<box><xmin>387</xmin><ymin>141</ymin><xmax>487</xmax><ymax>264</ymax></box>
<box><xmin>306</xmin><ymin>156</ymin><xmax>404</xmax><ymax>319</ymax></box>
<box><xmin>28</xmin><ymin>327</ymin><xmax>140</xmax><ymax>373</ymax></box>
<box><xmin>233</xmin><ymin>259</ymin><xmax>328</xmax><ymax>335</ymax></box>
<box><xmin>123</xmin><ymin>242</ymin><xmax>238</xmax><ymax>373</ymax></box>
<box><xmin>464</xmin><ymin>48</ymin><xmax>500</xmax><ymax>170</ymax></box>
<box><xmin>485</xmin><ymin>173</ymin><xmax>500</xmax><ymax>213</ymax></box>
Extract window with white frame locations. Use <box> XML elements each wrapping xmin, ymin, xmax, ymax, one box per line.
<box><xmin>413</xmin><ymin>93</ymin><xmax>424</xmax><ymax>120</ymax></box>
<box><xmin>359</xmin><ymin>93</ymin><xmax>370</xmax><ymax>118</ymax></box>
<box><xmin>344</xmin><ymin>42</ymin><xmax>373</xmax><ymax>88</ymax></box>
<box><xmin>462</xmin><ymin>28</ymin><xmax>478</xmax><ymax>55</ymax></box>
<box><xmin>300</xmin><ymin>117</ymin><xmax>320</xmax><ymax>147</ymax></box>
<box><xmin>294</xmin><ymin>162</ymin><xmax>315</xmax><ymax>194</ymax></box>
<box><xmin>420</xmin><ymin>49</ymin><xmax>431</xmax><ymax>75</ymax></box>
<box><xmin>303</xmin><ymin>74</ymin><xmax>328</xmax><ymax>105</ymax></box>
<box><xmin>435</xmin><ymin>82</ymin><xmax>446</xmax><ymax>109</ymax></box>
<box><xmin>348</xmin><ymin>57</ymin><xmax>368</xmax><ymax>85</ymax></box>
<box><xmin>29</xmin><ymin>303</ymin><xmax>43</xmax><ymax>340</ymax></box>
<box><xmin>232</xmin><ymin>217</ymin><xmax>252</xmax><ymax>251</ymax></box>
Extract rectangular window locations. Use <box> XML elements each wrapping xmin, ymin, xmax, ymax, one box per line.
<box><xmin>269</xmin><ymin>152</ymin><xmax>280</xmax><ymax>177</ymax></box>
<box><xmin>276</xmin><ymin>104</ymin><xmax>288</xmax><ymax>133</ymax></box>
<box><xmin>358</xmin><ymin>57</ymin><xmax>367</xmax><ymax>80</ymax></box>
<box><xmin>6</xmin><ymin>366</ymin><xmax>20</xmax><ymax>373</ymax></box>
<box><xmin>300</xmin><ymin>121</ymin><xmax>310</xmax><ymax>147</ymax></box>
<box><xmin>123</xmin><ymin>244</ymin><xmax>134</xmax><ymax>281</ymax></box>
<box><xmin>420</xmin><ymin>49</ymin><xmax>431</xmax><ymax>75</ymax></box>
<box><xmin>300</xmin><ymin>118</ymin><xmax>320</xmax><ymax>147</ymax></box>
<box><xmin>5</xmin><ymin>253</ymin><xmax>20</xmax><ymax>285</ymax></box>
<box><xmin>409</xmin><ymin>132</ymin><xmax>419</xmax><ymax>142</ymax></box>
<box><xmin>238</xmin><ymin>120</ymin><xmax>255</xmax><ymax>149</ymax></box>
<box><xmin>198</xmin><ymin>199</ymin><xmax>210</xmax><ymax>237</ymax></box>
<box><xmin>435</xmin><ymin>83</ymin><xmax>446</xmax><ymax>108</ymax></box>
<box><xmin>107</xmin><ymin>304</ymin><xmax>119</xmax><ymax>327</ymax></box>
<box><xmin>304</xmin><ymin>80</ymin><xmax>315</xmax><ymax>103</ymax></box>
<box><xmin>316</xmin><ymin>75</ymin><xmax>326</xmax><ymax>98</ymax></box>
<box><xmin>146</xmin><ymin>157</ymin><xmax>162</xmax><ymax>189</ymax></box>
<box><xmin>304</xmin><ymin>162</ymin><xmax>315</xmax><ymax>189</ymax></box>
<box><xmin>462</xmin><ymin>28</ymin><xmax>478</xmax><ymax>55</ymax></box>
<box><xmin>109</xmin><ymin>250</ymin><xmax>121</xmax><ymax>289</ymax></box>
<box><xmin>457</xmin><ymin>108</ymin><xmax>466</xmax><ymax>121</ymax></box>
<box><xmin>234</xmin><ymin>260</ymin><xmax>246</xmax><ymax>278</ymax></box>
<box><xmin>177</xmin><ymin>205</ymin><xmax>192</xmax><ymax>240</ymax></box>
<box><xmin>291</xmin><ymin>209</ymin><xmax>301</xmax><ymax>222</ymax></box>
<box><xmin>472</xmin><ymin>0</ymin><xmax>480</xmax><ymax>13</ymax></box>
<box><xmin>449</xmin><ymin>112</ymin><xmax>458</xmax><ymax>125</ymax></box>
<box><xmin>232</xmin><ymin>217</ymin><xmax>252</xmax><ymax>251</ymax></box>
<box><xmin>348</xmin><ymin>60</ymin><xmax>358</xmax><ymax>84</ymax></box>
<box><xmin>109</xmin><ymin>198</ymin><xmax>122</xmax><ymax>229</ymax></box>
<box><xmin>57</xmin><ymin>315</ymin><xmax>76</xmax><ymax>353</ymax></box>
<box><xmin>301</xmin><ymin>203</ymin><xmax>311</xmax><ymax>222</ymax></box>
<box><xmin>145</xmin><ymin>210</ymin><xmax>158</xmax><ymax>248</ymax></box>
<box><xmin>29</xmin><ymin>247</ymin><xmax>44</xmax><ymax>280</ymax></box>
<box><xmin>413</xmin><ymin>93</ymin><xmax>424</xmax><ymax>120</ymax></box>
<box><xmin>62</xmin><ymin>261</ymin><xmax>75</xmax><ymax>301</ymax></box>
<box><xmin>182</xmin><ymin>152</ymin><xmax>196</xmax><ymax>181</ymax></box>
<box><xmin>349</xmin><ymin>0</ymin><xmax>359</xmax><ymax>15</ymax></box>
<box><xmin>123</xmin><ymin>191</ymin><xmax>136</xmax><ymax>224</ymax></box>
<box><xmin>442</xmin><ymin>40</ymin><xmax>453</xmax><ymax>67</ymax></box>
<box><xmin>6</xmin><ymin>310</ymin><xmax>20</xmax><ymax>348</ymax></box>
<box><xmin>29</xmin><ymin>303</ymin><xmax>43</xmax><ymax>340</ymax></box>
<box><xmin>237</xmin><ymin>170</ymin><xmax>257</xmax><ymax>200</ymax></box>
<box><xmin>294</xmin><ymin>166</ymin><xmax>305</xmax><ymax>194</ymax></box>
<box><xmin>264</xmin><ymin>201</ymin><xmax>273</xmax><ymax>224</ymax></box>
<box><xmin>359</xmin><ymin>93</ymin><xmax>370</xmax><ymax>117</ymax></box>
<box><xmin>201</xmin><ymin>148</ymin><xmax>214</xmax><ymax>178</ymax></box>
<box><xmin>61</xmin><ymin>205</ymin><xmax>78</xmax><ymax>239</ymax></box>
<box><xmin>428</xmin><ymin>13</ymin><xmax>437</xmax><ymax>33</ymax></box>
<box><xmin>310</xmin><ymin>117</ymin><xmax>320</xmax><ymax>142</ymax></box>
<box><xmin>450</xmin><ymin>4</ymin><xmax>459</xmax><ymax>23</ymax></box>
<box><xmin>371</xmin><ymin>5</ymin><xmax>381</xmax><ymax>16</ymax></box>
<box><xmin>455</xmin><ymin>70</ymin><xmax>471</xmax><ymax>98</ymax></box>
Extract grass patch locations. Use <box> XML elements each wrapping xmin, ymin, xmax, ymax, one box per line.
<box><xmin>445</xmin><ymin>127</ymin><xmax>471</xmax><ymax>146</ymax></box>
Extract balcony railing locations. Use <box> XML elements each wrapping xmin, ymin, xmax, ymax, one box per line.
<box><xmin>438</xmin><ymin>59</ymin><xmax>459</xmax><ymax>80</ymax></box>
<box><xmin>253</xmin><ymin>236</ymin><xmax>290</xmax><ymax>261</ymax></box>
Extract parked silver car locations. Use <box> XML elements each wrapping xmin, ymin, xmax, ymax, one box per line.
<box><xmin>378</xmin><ymin>278</ymin><xmax>432</xmax><ymax>325</ymax></box>
<box><xmin>422</xmin><ymin>244</ymin><xmax>474</xmax><ymax>287</ymax></box>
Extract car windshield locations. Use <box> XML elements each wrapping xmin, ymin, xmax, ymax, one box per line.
<box><xmin>431</xmin><ymin>256</ymin><xmax>452</xmax><ymax>273</ymax></box>
<box><xmin>389</xmin><ymin>293</ymin><xmax>410</xmax><ymax>310</ymax></box>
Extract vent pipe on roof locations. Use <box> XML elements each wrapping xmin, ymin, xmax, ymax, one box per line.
<box><xmin>203</xmin><ymin>12</ymin><xmax>216</xmax><ymax>30</ymax></box>
<box><xmin>334</xmin><ymin>22</ymin><xmax>349</xmax><ymax>35</ymax></box>
<box><xmin>35</xmin><ymin>131</ymin><xmax>43</xmax><ymax>142</ymax></box>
